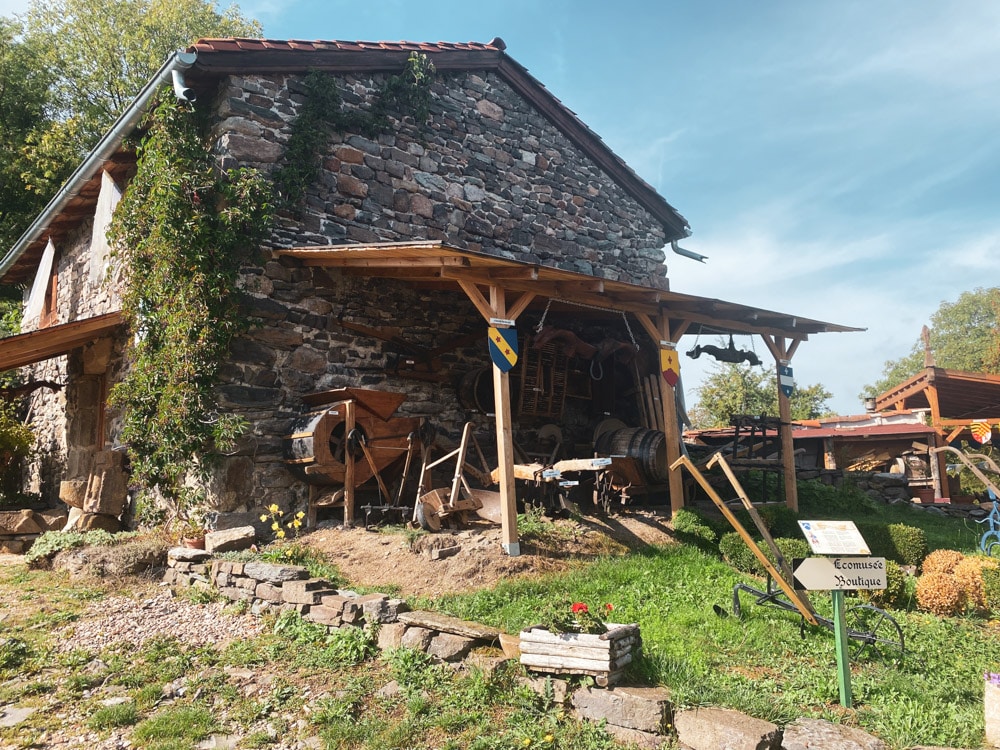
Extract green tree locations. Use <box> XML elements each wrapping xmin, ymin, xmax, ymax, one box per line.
<box><xmin>862</xmin><ymin>287</ymin><xmax>1000</xmax><ymax>398</ymax></box>
<box><xmin>4</xmin><ymin>0</ymin><xmax>260</xmax><ymax>246</ymax></box>
<box><xmin>0</xmin><ymin>19</ymin><xmax>53</xmax><ymax>249</ymax></box>
<box><xmin>690</xmin><ymin>362</ymin><xmax>833</xmax><ymax>428</ymax></box>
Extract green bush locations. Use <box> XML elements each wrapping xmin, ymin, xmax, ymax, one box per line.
<box><xmin>887</xmin><ymin>524</ymin><xmax>928</xmax><ymax>567</ymax></box>
<box><xmin>858</xmin><ymin>559</ymin><xmax>908</xmax><ymax>609</ymax></box>
<box><xmin>719</xmin><ymin>531</ymin><xmax>759</xmax><ymax>574</ymax></box>
<box><xmin>757</xmin><ymin>505</ymin><xmax>801</xmax><ymax>538</ymax></box>
<box><xmin>671</xmin><ymin>508</ymin><xmax>717</xmax><ymax>545</ymax></box>
<box><xmin>719</xmin><ymin>532</ymin><xmax>809</xmax><ymax>578</ymax></box>
<box><xmin>25</xmin><ymin>529</ymin><xmax>121</xmax><ymax>566</ymax></box>
<box><xmin>983</xmin><ymin>567</ymin><xmax>1000</xmax><ymax>617</ymax></box>
<box><xmin>857</xmin><ymin>522</ymin><xmax>894</xmax><ymax>559</ymax></box>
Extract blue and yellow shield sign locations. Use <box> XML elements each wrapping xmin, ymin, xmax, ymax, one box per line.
<box><xmin>488</xmin><ymin>327</ymin><xmax>518</xmax><ymax>373</ymax></box>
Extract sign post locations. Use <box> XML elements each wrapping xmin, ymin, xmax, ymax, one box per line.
<box><xmin>796</xmin><ymin>520</ymin><xmax>885</xmax><ymax>708</ymax></box>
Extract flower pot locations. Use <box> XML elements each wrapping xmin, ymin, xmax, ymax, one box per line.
<box><xmin>987</xmin><ymin>676</ymin><xmax>1000</xmax><ymax>748</ymax></box>
<box><xmin>181</xmin><ymin>536</ymin><xmax>206</xmax><ymax>550</ymax></box>
<box><xmin>518</xmin><ymin>624</ymin><xmax>640</xmax><ymax>687</ymax></box>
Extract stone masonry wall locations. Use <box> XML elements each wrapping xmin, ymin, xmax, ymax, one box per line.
<box><xmin>214</xmin><ymin>69</ymin><xmax>671</xmax><ymax>287</ymax></box>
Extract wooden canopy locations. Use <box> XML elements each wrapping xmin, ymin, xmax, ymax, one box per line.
<box><xmin>875</xmin><ymin>367</ymin><xmax>1000</xmax><ymax>434</ymax></box>
<box><xmin>278</xmin><ymin>240</ymin><xmax>860</xmax><ymax>552</ymax></box>
<box><xmin>0</xmin><ymin>312</ymin><xmax>123</xmax><ymax>371</ymax></box>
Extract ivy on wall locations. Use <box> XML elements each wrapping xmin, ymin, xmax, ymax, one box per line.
<box><xmin>275</xmin><ymin>53</ymin><xmax>435</xmax><ymax>207</ymax></box>
<box><xmin>108</xmin><ymin>96</ymin><xmax>272</xmax><ymax>513</ymax></box>
<box><xmin>106</xmin><ymin>54</ymin><xmax>434</xmax><ymax>519</ymax></box>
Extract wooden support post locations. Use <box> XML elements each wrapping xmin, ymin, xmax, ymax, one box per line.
<box><xmin>762</xmin><ymin>335</ymin><xmax>800</xmax><ymax>513</ymax></box>
<box><xmin>489</xmin><ymin>285</ymin><xmax>520</xmax><ymax>556</ymax></box>
<box><xmin>636</xmin><ymin>312</ymin><xmax>688</xmax><ymax>517</ymax></box>
<box><xmin>344</xmin><ymin>399</ymin><xmax>356</xmax><ymax>528</ymax></box>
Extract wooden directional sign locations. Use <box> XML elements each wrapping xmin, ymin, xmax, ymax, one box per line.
<box><xmin>792</xmin><ymin>557</ymin><xmax>887</xmax><ymax>591</ymax></box>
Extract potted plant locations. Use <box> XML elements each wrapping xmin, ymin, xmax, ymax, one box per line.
<box><xmin>178</xmin><ymin>513</ymin><xmax>208</xmax><ymax>549</ymax></box>
<box><xmin>518</xmin><ymin>600</ymin><xmax>640</xmax><ymax>687</ymax></box>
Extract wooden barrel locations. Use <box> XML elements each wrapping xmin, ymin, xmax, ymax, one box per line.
<box><xmin>594</xmin><ymin>427</ymin><xmax>668</xmax><ymax>484</ymax></box>
<box><xmin>457</xmin><ymin>367</ymin><xmax>519</xmax><ymax>413</ymax></box>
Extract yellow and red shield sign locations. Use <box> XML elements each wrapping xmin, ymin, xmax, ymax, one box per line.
<box><xmin>488</xmin><ymin>327</ymin><xmax>518</xmax><ymax>373</ymax></box>
<box><xmin>660</xmin><ymin>347</ymin><xmax>680</xmax><ymax>387</ymax></box>
<box><xmin>971</xmin><ymin>421</ymin><xmax>993</xmax><ymax>444</ymax></box>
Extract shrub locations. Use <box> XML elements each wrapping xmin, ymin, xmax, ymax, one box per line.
<box><xmin>25</xmin><ymin>529</ymin><xmax>120</xmax><ymax>567</ymax></box>
<box><xmin>671</xmin><ymin>508</ymin><xmax>717</xmax><ymax>545</ymax></box>
<box><xmin>887</xmin><ymin>524</ymin><xmax>927</xmax><ymax>567</ymax></box>
<box><xmin>856</xmin><ymin>522</ymin><xmax>893</xmax><ymax>560</ymax></box>
<box><xmin>953</xmin><ymin>556</ymin><xmax>999</xmax><ymax>612</ymax></box>
<box><xmin>858</xmin><ymin>560</ymin><xmax>908</xmax><ymax>609</ymax></box>
<box><xmin>922</xmin><ymin>549</ymin><xmax>965</xmax><ymax>575</ymax></box>
<box><xmin>756</xmin><ymin>505</ymin><xmax>801</xmax><ymax>538</ymax></box>
<box><xmin>916</xmin><ymin>572</ymin><xmax>966</xmax><ymax>616</ymax></box>
<box><xmin>983</xmin><ymin>566</ymin><xmax>1000</xmax><ymax>616</ymax></box>
<box><xmin>719</xmin><ymin>532</ymin><xmax>759</xmax><ymax>574</ymax></box>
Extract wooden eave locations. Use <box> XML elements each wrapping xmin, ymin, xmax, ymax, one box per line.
<box><xmin>875</xmin><ymin>366</ymin><xmax>1000</xmax><ymax>424</ymax></box>
<box><xmin>0</xmin><ymin>312</ymin><xmax>123</xmax><ymax>371</ymax></box>
<box><xmin>276</xmin><ymin>241</ymin><xmax>859</xmax><ymax>340</ymax></box>
<box><xmin>2</xmin><ymin>154</ymin><xmax>137</xmax><ymax>286</ymax></box>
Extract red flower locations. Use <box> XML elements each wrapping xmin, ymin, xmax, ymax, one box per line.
<box><xmin>605</xmin><ymin>603</ymin><xmax>614</xmax><ymax>612</ymax></box>
<box><xmin>571</xmin><ymin>602</ymin><xmax>589</xmax><ymax>614</ymax></box>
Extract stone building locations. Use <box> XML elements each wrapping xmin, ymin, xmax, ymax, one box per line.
<box><xmin>0</xmin><ymin>38</ymin><xmax>855</xmax><ymax>551</ymax></box>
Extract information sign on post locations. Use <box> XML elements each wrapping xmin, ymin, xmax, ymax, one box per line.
<box><xmin>796</xmin><ymin>519</ymin><xmax>879</xmax><ymax>710</ymax></box>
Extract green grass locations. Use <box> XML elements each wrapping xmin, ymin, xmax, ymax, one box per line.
<box><xmin>0</xmin><ymin>479</ymin><xmax>995</xmax><ymax>749</ymax></box>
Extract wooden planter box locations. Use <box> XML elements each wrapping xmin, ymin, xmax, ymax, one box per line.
<box><xmin>519</xmin><ymin>624</ymin><xmax>640</xmax><ymax>687</ymax></box>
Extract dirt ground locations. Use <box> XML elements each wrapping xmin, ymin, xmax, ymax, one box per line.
<box><xmin>301</xmin><ymin>507</ymin><xmax>680</xmax><ymax>598</ymax></box>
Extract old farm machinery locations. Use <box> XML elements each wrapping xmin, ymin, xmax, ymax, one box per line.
<box><xmin>930</xmin><ymin>445</ymin><xmax>1000</xmax><ymax>557</ymax></box>
<box><xmin>672</xmin><ymin>453</ymin><xmax>906</xmax><ymax>665</ymax></box>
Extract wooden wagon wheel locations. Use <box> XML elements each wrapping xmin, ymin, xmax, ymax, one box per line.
<box><xmin>416</xmin><ymin>488</ymin><xmax>448</xmax><ymax>532</ymax></box>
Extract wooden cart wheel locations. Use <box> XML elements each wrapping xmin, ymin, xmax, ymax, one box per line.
<box><xmin>416</xmin><ymin>491</ymin><xmax>445</xmax><ymax>532</ymax></box>
<box><xmin>845</xmin><ymin>604</ymin><xmax>905</xmax><ymax>665</ymax></box>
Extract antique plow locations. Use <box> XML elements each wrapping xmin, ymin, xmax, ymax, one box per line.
<box><xmin>672</xmin><ymin>453</ymin><xmax>905</xmax><ymax>664</ymax></box>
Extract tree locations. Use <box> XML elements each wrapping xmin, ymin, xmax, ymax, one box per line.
<box><xmin>1</xmin><ymin>0</ymin><xmax>261</xmax><ymax>248</ymax></box>
<box><xmin>690</xmin><ymin>362</ymin><xmax>833</xmax><ymax>429</ymax></box>
<box><xmin>0</xmin><ymin>19</ymin><xmax>53</xmax><ymax>250</ymax></box>
<box><xmin>862</xmin><ymin>287</ymin><xmax>1000</xmax><ymax>398</ymax></box>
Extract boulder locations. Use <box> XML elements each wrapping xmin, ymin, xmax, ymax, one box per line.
<box><xmin>76</xmin><ymin>512</ymin><xmax>121</xmax><ymax>532</ymax></box>
<box><xmin>572</xmin><ymin>685</ymin><xmax>672</xmax><ymax>735</ymax></box>
<box><xmin>0</xmin><ymin>510</ymin><xmax>42</xmax><ymax>535</ymax></box>
<box><xmin>59</xmin><ymin>479</ymin><xmax>88</xmax><ymax>509</ymax></box>
<box><xmin>204</xmin><ymin>525</ymin><xmax>256</xmax><ymax>554</ymax></box>
<box><xmin>83</xmin><ymin>449</ymin><xmax>128</xmax><ymax>516</ymax></box>
<box><xmin>782</xmin><ymin>718</ymin><xmax>886</xmax><ymax>750</ymax></box>
<box><xmin>673</xmin><ymin>706</ymin><xmax>781</xmax><ymax>750</ymax></box>
<box><xmin>242</xmin><ymin>562</ymin><xmax>309</xmax><ymax>585</ymax></box>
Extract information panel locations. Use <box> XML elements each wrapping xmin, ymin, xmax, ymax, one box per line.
<box><xmin>797</xmin><ymin>520</ymin><xmax>871</xmax><ymax>555</ymax></box>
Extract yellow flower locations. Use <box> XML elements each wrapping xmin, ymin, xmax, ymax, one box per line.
<box><xmin>276</xmin><ymin>529</ymin><xmax>286</xmax><ymax>539</ymax></box>
<box><xmin>522</xmin><ymin>740</ymin><xmax>532</xmax><ymax>747</ymax></box>
<box><xmin>271</xmin><ymin>522</ymin><xmax>280</xmax><ymax>532</ymax></box>
<box><xmin>268</xmin><ymin>504</ymin><xmax>280</xmax><ymax>513</ymax></box>
<box><xmin>296</xmin><ymin>511</ymin><xmax>305</xmax><ymax>519</ymax></box>
<box><xmin>259</xmin><ymin>515</ymin><xmax>267</xmax><ymax>522</ymax></box>
<box><xmin>544</xmin><ymin>735</ymin><xmax>554</xmax><ymax>744</ymax></box>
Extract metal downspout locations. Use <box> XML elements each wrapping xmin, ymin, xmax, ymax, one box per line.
<box><xmin>0</xmin><ymin>50</ymin><xmax>198</xmax><ymax>280</ymax></box>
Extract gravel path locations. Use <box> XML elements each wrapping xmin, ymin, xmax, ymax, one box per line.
<box><xmin>57</xmin><ymin>588</ymin><xmax>266</xmax><ymax>653</ymax></box>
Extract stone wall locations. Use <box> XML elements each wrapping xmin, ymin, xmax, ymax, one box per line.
<box><xmin>21</xmin><ymin>66</ymin><xmax>673</xmax><ymax>515</ymax></box>
<box><xmin>215</xmin><ymin>69</ymin><xmax>670</xmax><ymax>288</ymax></box>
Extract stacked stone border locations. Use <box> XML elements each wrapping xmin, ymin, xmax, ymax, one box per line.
<box><xmin>164</xmin><ymin>547</ymin><xmax>897</xmax><ymax>750</ymax></box>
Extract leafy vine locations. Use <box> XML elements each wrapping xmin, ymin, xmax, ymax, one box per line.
<box><xmin>108</xmin><ymin>96</ymin><xmax>272</xmax><ymax>514</ymax></box>
<box><xmin>106</xmin><ymin>54</ymin><xmax>434</xmax><ymax>519</ymax></box>
<box><xmin>275</xmin><ymin>52</ymin><xmax>435</xmax><ymax>206</ymax></box>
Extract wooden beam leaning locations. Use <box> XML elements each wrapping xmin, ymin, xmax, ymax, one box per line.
<box><xmin>488</xmin><ymin>285</ymin><xmax>520</xmax><ymax>556</ymax></box>
<box><xmin>670</xmin><ymin>454</ymin><xmax>819</xmax><ymax>626</ymax></box>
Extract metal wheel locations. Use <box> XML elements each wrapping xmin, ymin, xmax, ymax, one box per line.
<box><xmin>984</xmin><ymin>533</ymin><xmax>1000</xmax><ymax>558</ymax></box>
<box><xmin>415</xmin><ymin>490</ymin><xmax>446</xmax><ymax>532</ymax></box>
<box><xmin>845</xmin><ymin>604</ymin><xmax>905</xmax><ymax>665</ymax></box>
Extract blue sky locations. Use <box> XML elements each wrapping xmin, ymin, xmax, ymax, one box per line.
<box><xmin>4</xmin><ymin>0</ymin><xmax>999</xmax><ymax>416</ymax></box>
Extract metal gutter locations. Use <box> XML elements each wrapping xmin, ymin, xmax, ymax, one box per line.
<box><xmin>0</xmin><ymin>49</ymin><xmax>198</xmax><ymax>281</ymax></box>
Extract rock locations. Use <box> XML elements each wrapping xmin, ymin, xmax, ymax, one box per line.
<box><xmin>168</xmin><ymin>547</ymin><xmax>212</xmax><ymax>563</ymax></box>
<box><xmin>782</xmin><ymin>718</ymin><xmax>887</xmax><ymax>750</ymax></box>
<box><xmin>281</xmin><ymin>578</ymin><xmax>337</xmax><ymax>605</ymax></box>
<box><xmin>518</xmin><ymin>675</ymin><xmax>569</xmax><ymax>705</ymax></box>
<box><xmin>76</xmin><ymin>513</ymin><xmax>121</xmax><ymax>532</ymax></box>
<box><xmin>254</xmin><ymin>582</ymin><xmax>284</xmax><ymax>603</ymax></box>
<box><xmin>572</xmin><ymin>685</ymin><xmax>672</xmax><ymax>734</ymax></box>
<box><xmin>377</xmin><ymin>622</ymin><xmax>407</xmax><ymax>651</ymax></box>
<box><xmin>673</xmin><ymin>706</ymin><xmax>781</xmax><ymax>750</ymax></box>
<box><xmin>427</xmin><ymin>632</ymin><xmax>474</xmax><ymax>661</ymax></box>
<box><xmin>602</xmin><ymin>724</ymin><xmax>667</xmax><ymax>749</ymax></box>
<box><xmin>204</xmin><ymin>525</ymin><xmax>256</xmax><ymax>554</ymax></box>
<box><xmin>400</xmin><ymin>625</ymin><xmax>434</xmax><ymax>652</ymax></box>
<box><xmin>397</xmin><ymin>610</ymin><xmax>500</xmax><ymax>639</ymax></box>
<box><xmin>304</xmin><ymin>604</ymin><xmax>342</xmax><ymax>627</ymax></box>
<box><xmin>0</xmin><ymin>705</ymin><xmax>37</xmax><ymax>728</ymax></box>
<box><xmin>376</xmin><ymin>680</ymin><xmax>403</xmax><ymax>699</ymax></box>
<box><xmin>242</xmin><ymin>562</ymin><xmax>309</xmax><ymax>584</ymax></box>
<box><xmin>36</xmin><ymin>508</ymin><xmax>68</xmax><ymax>531</ymax></box>
<box><xmin>83</xmin><ymin>449</ymin><xmax>128</xmax><ymax>516</ymax></box>
<box><xmin>0</xmin><ymin>509</ymin><xmax>42</xmax><ymax>535</ymax></box>
<box><xmin>59</xmin><ymin>479</ymin><xmax>88</xmax><ymax>509</ymax></box>
<box><xmin>0</xmin><ymin>539</ymin><xmax>25</xmax><ymax>554</ymax></box>
<box><xmin>63</xmin><ymin>506</ymin><xmax>84</xmax><ymax>530</ymax></box>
